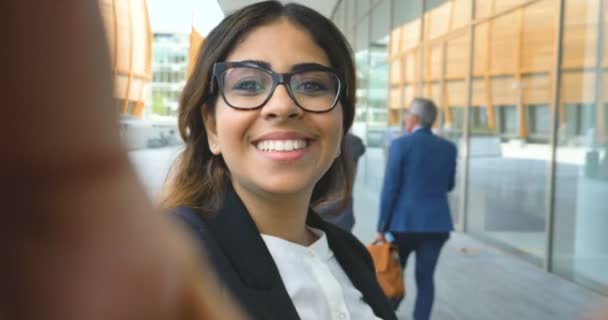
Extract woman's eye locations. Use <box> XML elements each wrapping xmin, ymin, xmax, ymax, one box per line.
<box><xmin>296</xmin><ymin>81</ymin><xmax>328</xmax><ymax>94</ymax></box>
<box><xmin>232</xmin><ymin>80</ymin><xmax>265</xmax><ymax>94</ymax></box>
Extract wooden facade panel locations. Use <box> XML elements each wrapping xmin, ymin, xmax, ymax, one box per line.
<box><xmin>522</xmin><ymin>73</ymin><xmax>551</xmax><ymax>105</ymax></box>
<box><xmin>473</xmin><ymin>23</ymin><xmax>489</xmax><ymax>76</ymax></box>
<box><xmin>426</xmin><ymin>3</ymin><xmax>452</xmax><ymax>41</ymax></box>
<box><xmin>490</xmin><ymin>12</ymin><xmax>519</xmax><ymax>75</ymax></box>
<box><xmin>424</xmin><ymin>82</ymin><xmax>442</xmax><ymax>105</ymax></box>
<box><xmin>389</xmin><ymin>87</ymin><xmax>402</xmax><ymax>109</ymax></box>
<box><xmin>99</xmin><ymin>0</ymin><xmax>152</xmax><ymax>117</ymax></box>
<box><xmin>114</xmin><ymin>74</ymin><xmax>129</xmax><ymax>98</ymax></box>
<box><xmin>113</xmin><ymin>1</ymin><xmax>131</xmax><ymax>71</ymax></box>
<box><xmin>564</xmin><ymin>0</ymin><xmax>600</xmax><ymax>26</ymax></box>
<box><xmin>425</xmin><ymin>45</ymin><xmax>443</xmax><ymax>81</ymax></box>
<box><xmin>472</xmin><ymin>78</ymin><xmax>486</xmax><ymax>106</ymax></box>
<box><xmin>129</xmin><ymin>80</ymin><xmax>144</xmax><ymax>101</ymax></box>
<box><xmin>389</xmin><ymin>27</ymin><xmax>402</xmax><ymax>58</ymax></box>
<box><xmin>131</xmin><ymin>4</ymin><xmax>148</xmax><ymax>74</ymax></box>
<box><xmin>403</xmin><ymin>85</ymin><xmax>416</xmax><ymax>105</ymax></box>
<box><xmin>562</xmin><ymin>27</ymin><xmax>599</xmax><ymax>68</ymax></box>
<box><xmin>560</xmin><ymin>71</ymin><xmax>596</xmax><ymax>104</ymax></box>
<box><xmin>494</xmin><ymin>0</ymin><xmax>525</xmax><ymax>14</ymax></box>
<box><xmin>387</xmin><ymin>0</ymin><xmax>605</xmax><ymax>140</ymax></box>
<box><xmin>404</xmin><ymin>52</ymin><xmax>418</xmax><ymax>83</ymax></box>
<box><xmin>446</xmin><ymin>81</ymin><xmax>467</xmax><ymax>106</ymax></box>
<box><xmin>401</xmin><ymin>21</ymin><xmax>421</xmax><ymax>51</ymax></box>
<box><xmin>188</xmin><ymin>27</ymin><xmax>204</xmax><ymax>78</ymax></box>
<box><xmin>474</xmin><ymin>0</ymin><xmax>493</xmax><ymax>19</ymax></box>
<box><xmin>445</xmin><ymin>34</ymin><xmax>469</xmax><ymax>78</ymax></box>
<box><xmin>562</xmin><ymin>0</ymin><xmax>600</xmax><ymax>68</ymax></box>
<box><xmin>521</xmin><ymin>0</ymin><xmax>555</xmax><ymax>72</ymax></box>
<box><xmin>451</xmin><ymin>0</ymin><xmax>472</xmax><ymax>30</ymax></box>
<box><xmin>389</xmin><ymin>57</ymin><xmax>403</xmax><ymax>85</ymax></box>
<box><xmin>492</xmin><ymin>76</ymin><xmax>517</xmax><ymax>105</ymax></box>
<box><xmin>388</xmin><ymin>109</ymin><xmax>401</xmax><ymax>125</ymax></box>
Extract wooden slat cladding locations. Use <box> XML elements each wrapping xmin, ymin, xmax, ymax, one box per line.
<box><xmin>521</xmin><ymin>1</ymin><xmax>556</xmax><ymax>73</ymax></box>
<box><xmin>385</xmin><ymin>0</ymin><xmax>606</xmax><ymax>143</ymax></box>
<box><xmin>445</xmin><ymin>33</ymin><xmax>469</xmax><ymax>79</ymax></box>
<box><xmin>99</xmin><ymin>0</ymin><xmax>152</xmax><ymax>118</ymax></box>
<box><xmin>562</xmin><ymin>0</ymin><xmax>600</xmax><ymax>69</ymax></box>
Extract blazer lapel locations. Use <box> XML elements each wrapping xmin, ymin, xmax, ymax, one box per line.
<box><xmin>307</xmin><ymin>212</ymin><xmax>391</xmax><ymax>319</ymax></box>
<box><xmin>203</xmin><ymin>184</ymin><xmax>300</xmax><ymax>319</ymax></box>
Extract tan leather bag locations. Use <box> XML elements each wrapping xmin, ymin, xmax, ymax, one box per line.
<box><xmin>366</xmin><ymin>241</ymin><xmax>405</xmax><ymax>307</ymax></box>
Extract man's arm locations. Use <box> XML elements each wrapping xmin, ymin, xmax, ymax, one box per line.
<box><xmin>377</xmin><ymin>140</ymin><xmax>405</xmax><ymax>233</ymax></box>
<box><xmin>447</xmin><ymin>143</ymin><xmax>457</xmax><ymax>192</ymax></box>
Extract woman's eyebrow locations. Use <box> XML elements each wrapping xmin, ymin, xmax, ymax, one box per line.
<box><xmin>237</xmin><ymin>59</ymin><xmax>271</xmax><ymax>69</ymax></box>
<box><xmin>291</xmin><ymin>62</ymin><xmax>328</xmax><ymax>72</ymax></box>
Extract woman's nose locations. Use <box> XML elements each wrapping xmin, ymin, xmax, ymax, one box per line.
<box><xmin>260</xmin><ymin>84</ymin><xmax>303</xmax><ymax>120</ymax></box>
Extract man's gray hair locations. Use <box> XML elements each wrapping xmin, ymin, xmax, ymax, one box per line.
<box><xmin>408</xmin><ymin>97</ymin><xmax>438</xmax><ymax>128</ymax></box>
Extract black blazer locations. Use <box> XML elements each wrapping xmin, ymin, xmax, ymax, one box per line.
<box><xmin>175</xmin><ymin>184</ymin><xmax>396</xmax><ymax>320</ymax></box>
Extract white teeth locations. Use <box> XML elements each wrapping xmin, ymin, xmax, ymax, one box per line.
<box><xmin>256</xmin><ymin>139</ymin><xmax>308</xmax><ymax>152</ymax></box>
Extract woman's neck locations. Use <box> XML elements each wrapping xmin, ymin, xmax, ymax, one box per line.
<box><xmin>231</xmin><ymin>182</ymin><xmax>317</xmax><ymax>246</ymax></box>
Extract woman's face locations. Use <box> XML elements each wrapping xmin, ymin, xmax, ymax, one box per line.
<box><xmin>204</xmin><ymin>18</ymin><xmax>344</xmax><ymax>200</ymax></box>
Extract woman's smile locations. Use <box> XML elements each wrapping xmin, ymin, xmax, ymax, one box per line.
<box><xmin>252</xmin><ymin>130</ymin><xmax>315</xmax><ymax>161</ymax></box>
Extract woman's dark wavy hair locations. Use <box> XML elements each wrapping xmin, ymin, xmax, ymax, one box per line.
<box><xmin>161</xmin><ymin>1</ymin><xmax>357</xmax><ymax>215</ymax></box>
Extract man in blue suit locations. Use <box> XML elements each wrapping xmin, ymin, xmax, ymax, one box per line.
<box><xmin>376</xmin><ymin>98</ymin><xmax>457</xmax><ymax>320</ymax></box>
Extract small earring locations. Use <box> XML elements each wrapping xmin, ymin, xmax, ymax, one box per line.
<box><xmin>210</xmin><ymin>143</ymin><xmax>220</xmax><ymax>155</ymax></box>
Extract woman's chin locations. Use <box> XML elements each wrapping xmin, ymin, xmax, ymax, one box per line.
<box><xmin>231</xmin><ymin>172</ymin><xmax>319</xmax><ymax>200</ymax></box>
<box><xmin>253</xmin><ymin>178</ymin><xmax>316</xmax><ymax>198</ymax></box>
<box><xmin>261</xmin><ymin>183</ymin><xmax>312</xmax><ymax>197</ymax></box>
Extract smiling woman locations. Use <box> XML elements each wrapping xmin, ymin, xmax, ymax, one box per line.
<box><xmin>161</xmin><ymin>1</ymin><xmax>397</xmax><ymax>319</ymax></box>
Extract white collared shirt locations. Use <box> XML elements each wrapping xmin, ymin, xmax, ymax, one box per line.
<box><xmin>261</xmin><ymin>228</ymin><xmax>382</xmax><ymax>320</ymax></box>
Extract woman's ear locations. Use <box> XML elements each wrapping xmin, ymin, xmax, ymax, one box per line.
<box><xmin>202</xmin><ymin>107</ymin><xmax>221</xmax><ymax>155</ymax></box>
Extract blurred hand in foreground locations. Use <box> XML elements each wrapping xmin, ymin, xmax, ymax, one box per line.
<box><xmin>2</xmin><ymin>1</ymin><xmax>247</xmax><ymax>319</ymax></box>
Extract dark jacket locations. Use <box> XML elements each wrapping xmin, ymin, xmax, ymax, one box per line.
<box><xmin>317</xmin><ymin>133</ymin><xmax>366</xmax><ymax>232</ymax></box>
<box><xmin>175</xmin><ymin>184</ymin><xmax>396</xmax><ymax>320</ymax></box>
<box><xmin>378</xmin><ymin>127</ymin><xmax>457</xmax><ymax>233</ymax></box>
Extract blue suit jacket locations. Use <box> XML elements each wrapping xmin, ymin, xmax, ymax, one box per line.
<box><xmin>377</xmin><ymin>128</ymin><xmax>457</xmax><ymax>233</ymax></box>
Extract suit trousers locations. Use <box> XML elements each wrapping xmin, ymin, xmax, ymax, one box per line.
<box><xmin>393</xmin><ymin>232</ymin><xmax>449</xmax><ymax>320</ymax></box>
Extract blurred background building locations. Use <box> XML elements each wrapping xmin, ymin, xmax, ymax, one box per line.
<box><xmin>99</xmin><ymin>0</ymin><xmax>153</xmax><ymax>118</ymax></box>
<box><xmin>322</xmin><ymin>0</ymin><xmax>608</xmax><ymax>295</ymax></box>
<box><xmin>98</xmin><ymin>0</ymin><xmax>205</xmax><ymax>149</ymax></box>
<box><xmin>150</xmin><ymin>32</ymin><xmax>189</xmax><ymax>117</ymax></box>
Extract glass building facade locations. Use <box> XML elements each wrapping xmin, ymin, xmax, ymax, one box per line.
<box><xmin>149</xmin><ymin>33</ymin><xmax>189</xmax><ymax>116</ymax></box>
<box><xmin>331</xmin><ymin>0</ymin><xmax>607</xmax><ymax>294</ymax></box>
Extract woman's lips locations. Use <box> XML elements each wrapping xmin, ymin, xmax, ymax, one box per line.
<box><xmin>251</xmin><ymin>131</ymin><xmax>315</xmax><ymax>161</ymax></box>
<box><xmin>255</xmin><ymin>139</ymin><xmax>308</xmax><ymax>152</ymax></box>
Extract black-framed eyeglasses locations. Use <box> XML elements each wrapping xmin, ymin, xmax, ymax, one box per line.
<box><xmin>212</xmin><ymin>61</ymin><xmax>344</xmax><ymax>113</ymax></box>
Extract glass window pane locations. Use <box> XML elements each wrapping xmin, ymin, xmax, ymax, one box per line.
<box><xmin>466</xmin><ymin>2</ymin><xmax>554</xmax><ymax>262</ymax></box>
<box><xmin>552</xmin><ymin>0</ymin><xmax>608</xmax><ymax>294</ymax></box>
